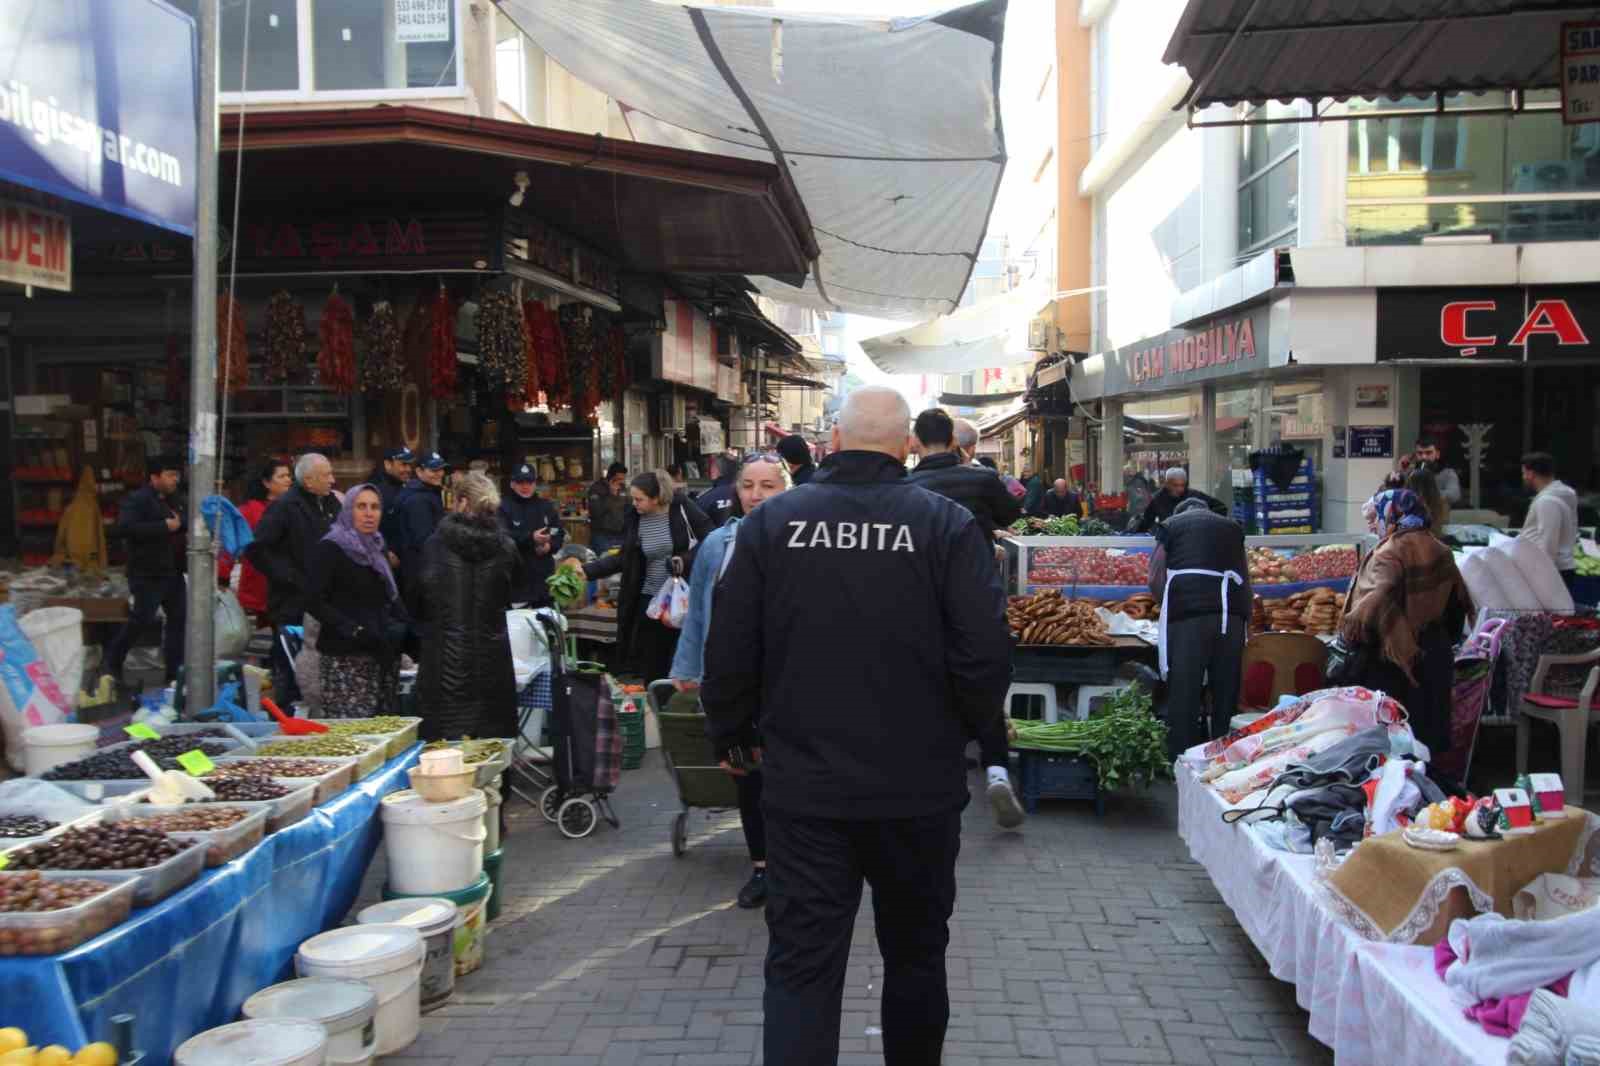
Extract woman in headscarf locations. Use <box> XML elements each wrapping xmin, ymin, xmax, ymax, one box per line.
<box><xmin>306</xmin><ymin>483</ymin><xmax>409</xmax><ymax>717</ymax></box>
<box><xmin>1340</xmin><ymin>489</ymin><xmax>1473</xmax><ymax>758</ymax></box>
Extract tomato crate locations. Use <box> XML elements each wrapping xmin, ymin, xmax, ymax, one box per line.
<box><xmin>1012</xmin><ymin>748</ymin><xmax>1103</xmax><ymax>816</ymax></box>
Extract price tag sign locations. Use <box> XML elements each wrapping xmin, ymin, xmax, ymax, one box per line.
<box><xmin>175</xmin><ymin>749</ymin><xmax>215</xmax><ymax>776</ymax></box>
<box><xmin>0</xmin><ymin>854</ymin><xmax>9</xmax><ymax>870</ymax></box>
<box><xmin>124</xmin><ymin>723</ymin><xmax>161</xmax><ymax>740</ymax></box>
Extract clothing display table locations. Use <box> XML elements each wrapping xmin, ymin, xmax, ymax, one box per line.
<box><xmin>1324</xmin><ymin>808</ymin><xmax>1597</xmax><ymax>945</ymax></box>
<box><xmin>1177</xmin><ymin>763</ymin><xmax>1511</xmax><ymax>1065</ymax></box>
<box><xmin>0</xmin><ymin>745</ymin><xmax>420</xmax><ymax>1061</ymax></box>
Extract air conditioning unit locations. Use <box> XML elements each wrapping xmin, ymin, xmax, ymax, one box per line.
<box><xmin>1027</xmin><ymin>316</ymin><xmax>1052</xmax><ymax>352</ymax></box>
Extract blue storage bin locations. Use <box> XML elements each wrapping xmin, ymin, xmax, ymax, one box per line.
<box><xmin>1012</xmin><ymin>748</ymin><xmax>1104</xmax><ymax>816</ymax></box>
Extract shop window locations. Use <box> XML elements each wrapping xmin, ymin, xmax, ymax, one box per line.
<box><xmin>1237</xmin><ymin>103</ymin><xmax>1299</xmax><ymax>254</ymax></box>
<box><xmin>187</xmin><ymin>0</ymin><xmax>465</xmax><ymax>100</ymax></box>
<box><xmin>1346</xmin><ymin>91</ymin><xmax>1600</xmax><ymax>245</ymax></box>
<box><xmin>313</xmin><ymin>0</ymin><xmax>457</xmax><ymax>92</ymax></box>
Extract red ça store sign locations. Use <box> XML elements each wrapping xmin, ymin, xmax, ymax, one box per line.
<box><xmin>1378</xmin><ymin>287</ymin><xmax>1599</xmax><ymax>362</ymax></box>
<box><xmin>1128</xmin><ymin>314</ymin><xmax>1258</xmax><ymax>386</ymax></box>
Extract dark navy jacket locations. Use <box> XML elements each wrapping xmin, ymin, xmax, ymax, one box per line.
<box><xmin>701</xmin><ymin>450</ymin><xmax>1012</xmax><ymax>820</ymax></box>
<box><xmin>375</xmin><ymin>471</ymin><xmax>407</xmax><ymax>545</ymax></box>
<box><xmin>393</xmin><ymin>479</ymin><xmax>444</xmax><ymax>589</ymax></box>
<box><xmin>497</xmin><ymin>491</ymin><xmax>566</xmax><ymax>606</ymax></box>
<box><xmin>115</xmin><ymin>484</ymin><xmax>182</xmax><ymax>579</ymax></box>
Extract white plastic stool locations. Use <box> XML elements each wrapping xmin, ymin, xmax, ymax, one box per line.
<box><xmin>1007</xmin><ymin>683</ymin><xmax>1059</xmax><ymax>724</ymax></box>
<box><xmin>1075</xmin><ymin>684</ymin><xmax>1122</xmax><ymax>721</ymax></box>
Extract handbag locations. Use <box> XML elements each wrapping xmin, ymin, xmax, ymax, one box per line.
<box><xmin>1324</xmin><ymin>634</ymin><xmax>1378</xmax><ymax>685</ymax></box>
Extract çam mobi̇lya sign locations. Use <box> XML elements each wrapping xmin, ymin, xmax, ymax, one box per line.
<box><xmin>0</xmin><ymin>0</ymin><xmax>198</xmax><ymax>236</ymax></box>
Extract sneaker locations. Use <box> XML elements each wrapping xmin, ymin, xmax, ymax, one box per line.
<box><xmin>737</xmin><ymin>868</ymin><xmax>769</xmax><ymax>909</ymax></box>
<box><xmin>988</xmin><ymin>779</ymin><xmax>1025</xmax><ymax>830</ymax></box>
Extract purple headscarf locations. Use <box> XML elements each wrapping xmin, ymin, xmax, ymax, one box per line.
<box><xmin>322</xmin><ymin>483</ymin><xmax>398</xmax><ymax>600</ymax></box>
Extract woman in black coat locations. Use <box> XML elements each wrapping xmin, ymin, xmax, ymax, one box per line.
<box><xmin>412</xmin><ymin>471</ymin><xmax>524</xmax><ymax>740</ymax></box>
<box><xmin>306</xmin><ymin>484</ymin><xmax>409</xmax><ymax>717</ymax></box>
<box><xmin>583</xmin><ymin>469</ymin><xmax>714</xmax><ymax>683</ymax></box>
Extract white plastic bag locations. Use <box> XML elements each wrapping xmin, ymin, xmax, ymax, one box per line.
<box><xmin>214</xmin><ymin>589</ymin><xmax>250</xmax><ymax>659</ymax></box>
<box><xmin>647</xmin><ymin>577</ymin><xmax>690</xmax><ymax>629</ymax></box>
<box><xmin>0</xmin><ymin>606</ymin><xmax>72</xmax><ymax>772</ymax></box>
<box><xmin>508</xmin><ymin>608</ymin><xmax>561</xmax><ymax>687</ymax></box>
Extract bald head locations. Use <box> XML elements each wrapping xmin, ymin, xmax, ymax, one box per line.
<box><xmin>953</xmin><ymin>418</ymin><xmax>979</xmax><ymax>457</ymax></box>
<box><xmin>833</xmin><ymin>386</ymin><xmax>914</xmax><ymax>460</ymax></box>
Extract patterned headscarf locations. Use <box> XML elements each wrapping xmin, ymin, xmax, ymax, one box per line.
<box><xmin>1369</xmin><ymin>488</ymin><xmax>1431</xmax><ymax>539</ymax></box>
<box><xmin>322</xmin><ymin>483</ymin><xmax>399</xmax><ymax>601</ymax></box>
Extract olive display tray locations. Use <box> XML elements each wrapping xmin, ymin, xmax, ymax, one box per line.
<box><xmin>309</xmin><ymin>716</ymin><xmax>421</xmax><ymax>760</ymax></box>
<box><xmin>0</xmin><ymin>872</ymin><xmax>139</xmax><ymax>956</ymax></box>
<box><xmin>106</xmin><ymin>803</ymin><xmax>272</xmax><ymax>868</ymax></box>
<box><xmin>250</xmin><ymin>738</ymin><xmax>386</xmax><ymax>780</ymax></box>
<box><xmin>208</xmin><ymin>754</ymin><xmax>357</xmax><ymax>804</ymax></box>
<box><xmin>0</xmin><ymin>803</ymin><xmax>107</xmax><ymax>852</ymax></box>
<box><xmin>33</xmin><ymin>838</ymin><xmax>209</xmax><ymax>907</ymax></box>
<box><xmin>180</xmin><ymin>780</ymin><xmax>316</xmax><ymax>833</ymax></box>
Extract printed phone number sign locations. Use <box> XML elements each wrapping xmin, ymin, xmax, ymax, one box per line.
<box><xmin>1348</xmin><ymin>426</ymin><xmax>1394</xmax><ymax>459</ymax></box>
<box><xmin>1563</xmin><ymin>21</ymin><xmax>1600</xmax><ymax>124</ymax></box>
<box><xmin>395</xmin><ymin>0</ymin><xmax>451</xmax><ymax>44</ymax></box>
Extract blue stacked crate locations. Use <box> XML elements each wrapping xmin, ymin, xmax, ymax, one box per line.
<box><xmin>1254</xmin><ymin>457</ymin><xmax>1317</xmax><ymax>534</ymax></box>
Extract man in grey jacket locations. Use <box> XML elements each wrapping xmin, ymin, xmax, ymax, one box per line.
<box><xmin>1519</xmin><ymin>451</ymin><xmax>1579</xmax><ymax>590</ymax></box>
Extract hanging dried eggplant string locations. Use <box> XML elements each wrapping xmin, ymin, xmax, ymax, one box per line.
<box><xmin>516</xmin><ymin>299</ymin><xmax>543</xmax><ymax>411</ymax></box>
<box><xmin>593</xmin><ymin>311</ymin><xmax>616</xmax><ymax>400</ymax></box>
<box><xmin>318</xmin><ymin>287</ymin><xmax>356</xmax><ymax>394</ymax></box>
<box><xmin>218</xmin><ymin>292</ymin><xmax>251</xmax><ymax>394</ymax></box>
<box><xmin>360</xmin><ymin>300</ymin><xmax>404</xmax><ymax>393</ymax></box>
<box><xmin>608</xmin><ymin>325</ymin><xmax>630</xmax><ymax>394</ymax></box>
<box><xmin>264</xmin><ymin>290</ymin><xmax>304</xmax><ymax>384</ymax></box>
<box><xmin>560</xmin><ymin>303</ymin><xmax>599</xmax><ymax>421</ymax></box>
<box><xmin>476</xmin><ymin>288</ymin><xmax>527</xmax><ymax>397</ymax></box>
<box><xmin>427</xmin><ymin>285</ymin><xmax>458</xmax><ymax>399</ymax></box>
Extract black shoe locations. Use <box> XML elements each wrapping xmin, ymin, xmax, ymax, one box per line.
<box><xmin>737</xmin><ymin>868</ymin><xmax>769</xmax><ymax>909</ymax></box>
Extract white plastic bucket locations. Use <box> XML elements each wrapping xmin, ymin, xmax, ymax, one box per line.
<box><xmin>296</xmin><ymin>923</ymin><xmax>424</xmax><ymax>1057</ymax></box>
<box><xmin>381</xmin><ymin>789</ymin><xmax>486</xmax><ymax>895</ymax></box>
<box><xmin>20</xmin><ymin>607</ymin><xmax>84</xmax><ymax>706</ymax></box>
<box><xmin>356</xmin><ymin>898</ymin><xmax>460</xmax><ymax>1012</ymax></box>
<box><xmin>243</xmin><ymin>977</ymin><xmax>378</xmax><ymax>1066</ymax></box>
<box><xmin>22</xmin><ymin>722</ymin><xmax>100</xmax><ymax>776</ymax></box>
<box><xmin>175</xmin><ymin>1019</ymin><xmax>327</xmax><ymax>1066</ymax></box>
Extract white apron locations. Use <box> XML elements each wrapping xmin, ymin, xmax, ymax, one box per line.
<box><xmin>1158</xmin><ymin>567</ymin><xmax>1245</xmax><ymax>678</ymax></box>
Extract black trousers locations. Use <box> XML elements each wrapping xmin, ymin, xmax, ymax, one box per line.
<box><xmin>763</xmin><ymin>806</ymin><xmax>962</xmax><ymax>1066</ymax></box>
<box><xmin>1164</xmin><ymin>612</ymin><xmax>1247</xmax><ymax>757</ymax></box>
<box><xmin>737</xmin><ymin>770</ymin><xmax>766</xmax><ymax>863</ymax></box>
<box><xmin>105</xmin><ymin>575</ymin><xmax>186</xmax><ymax>683</ymax></box>
<box><xmin>270</xmin><ymin>623</ymin><xmax>302</xmax><ymax>708</ymax></box>
<box><xmin>630</xmin><ymin>614</ymin><xmax>680</xmax><ymax>684</ymax></box>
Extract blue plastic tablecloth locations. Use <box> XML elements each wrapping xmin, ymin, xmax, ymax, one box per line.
<box><xmin>0</xmin><ymin>745</ymin><xmax>420</xmax><ymax>1063</ymax></box>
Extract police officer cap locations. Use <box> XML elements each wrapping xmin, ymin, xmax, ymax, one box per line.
<box><xmin>511</xmin><ymin>463</ymin><xmax>537</xmax><ymax>483</ymax></box>
<box><xmin>417</xmin><ymin>451</ymin><xmax>447</xmax><ymax>471</ymax></box>
<box><xmin>385</xmin><ymin>446</ymin><xmax>415</xmax><ymax>462</ymax></box>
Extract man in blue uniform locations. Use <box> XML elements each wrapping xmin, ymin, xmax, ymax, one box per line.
<box><xmin>702</xmin><ymin>386</ymin><xmax>1014</xmax><ymax>1066</ymax></box>
<box><xmin>498</xmin><ymin>463</ymin><xmax>565</xmax><ymax>607</ymax></box>
<box><xmin>393</xmin><ymin>451</ymin><xmax>447</xmax><ymax>597</ymax></box>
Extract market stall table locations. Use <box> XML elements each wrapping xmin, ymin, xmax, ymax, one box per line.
<box><xmin>0</xmin><ymin>744</ymin><xmax>421</xmax><ymax>1061</ymax></box>
<box><xmin>564</xmin><ymin>603</ymin><xmax>618</xmax><ymax>647</ymax></box>
<box><xmin>1174</xmin><ymin>762</ymin><xmax>1600</xmax><ymax>1065</ymax></box>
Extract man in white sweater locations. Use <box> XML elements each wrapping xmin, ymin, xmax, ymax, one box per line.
<box><xmin>1519</xmin><ymin>451</ymin><xmax>1579</xmax><ymax>590</ymax></box>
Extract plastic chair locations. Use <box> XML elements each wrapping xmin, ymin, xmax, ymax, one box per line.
<box><xmin>1237</xmin><ymin>632</ymin><xmax>1329</xmax><ymax>711</ymax></box>
<box><xmin>1515</xmin><ymin>646</ymin><xmax>1600</xmax><ymax>806</ymax></box>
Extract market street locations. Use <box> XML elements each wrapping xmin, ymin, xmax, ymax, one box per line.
<box><xmin>369</xmin><ymin>756</ymin><xmax>1329</xmax><ymax>1066</ymax></box>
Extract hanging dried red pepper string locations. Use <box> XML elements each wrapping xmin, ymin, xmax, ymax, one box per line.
<box><xmin>317</xmin><ymin>288</ymin><xmax>356</xmax><ymax>394</ymax></box>
<box><xmin>516</xmin><ymin>300</ymin><xmax>543</xmax><ymax>411</ymax></box>
<box><xmin>218</xmin><ymin>292</ymin><xmax>251</xmax><ymax>394</ymax></box>
<box><xmin>426</xmin><ymin>285</ymin><xmax>457</xmax><ymax>399</ymax></box>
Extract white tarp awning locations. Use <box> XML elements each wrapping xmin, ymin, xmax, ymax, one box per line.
<box><xmin>859</xmin><ymin>278</ymin><xmax>1050</xmax><ymax>375</ymax></box>
<box><xmin>494</xmin><ymin>0</ymin><xmax>1007</xmax><ymax>321</ymax></box>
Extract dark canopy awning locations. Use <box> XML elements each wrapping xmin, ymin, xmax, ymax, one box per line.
<box><xmin>1163</xmin><ymin>0</ymin><xmax>1600</xmax><ymax>111</ymax></box>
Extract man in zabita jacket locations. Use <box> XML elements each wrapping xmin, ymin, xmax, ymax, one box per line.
<box><xmin>702</xmin><ymin>387</ymin><xmax>1015</xmax><ymax>1066</ymax></box>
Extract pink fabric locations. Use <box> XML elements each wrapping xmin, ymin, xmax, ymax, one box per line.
<box><xmin>1433</xmin><ymin>935</ymin><xmax>1572</xmax><ymax>1037</ymax></box>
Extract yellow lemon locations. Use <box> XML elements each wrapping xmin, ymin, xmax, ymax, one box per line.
<box><xmin>36</xmin><ymin>1049</ymin><xmax>71</xmax><ymax>1066</ymax></box>
<box><xmin>69</xmin><ymin>1046</ymin><xmax>116</xmax><ymax>1066</ymax></box>
<box><xmin>70</xmin><ymin>1045</ymin><xmax>117</xmax><ymax>1066</ymax></box>
<box><xmin>0</xmin><ymin>1047</ymin><xmax>36</xmax><ymax>1066</ymax></box>
<box><xmin>0</xmin><ymin>1033</ymin><xmax>25</xmax><ymax>1055</ymax></box>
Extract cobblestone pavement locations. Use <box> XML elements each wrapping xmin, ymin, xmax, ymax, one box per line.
<box><xmin>370</xmin><ymin>753</ymin><xmax>1332</xmax><ymax>1066</ymax></box>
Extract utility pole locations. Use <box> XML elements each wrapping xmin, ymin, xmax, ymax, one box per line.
<box><xmin>184</xmin><ymin>0</ymin><xmax>220</xmax><ymax>714</ymax></box>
